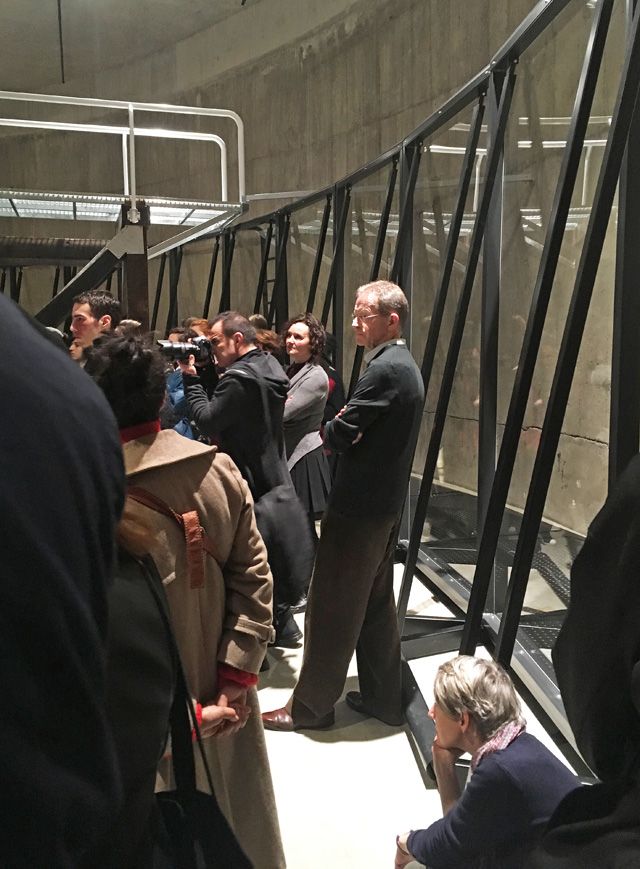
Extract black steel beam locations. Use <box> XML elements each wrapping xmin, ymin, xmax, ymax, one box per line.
<box><xmin>421</xmin><ymin>100</ymin><xmax>485</xmax><ymax>390</ymax></box>
<box><xmin>219</xmin><ymin>231</ymin><xmax>236</xmax><ymax>313</ymax></box>
<box><xmin>9</xmin><ymin>267</ymin><xmax>22</xmax><ymax>303</ymax></box>
<box><xmin>150</xmin><ymin>253</ymin><xmax>166</xmax><ymax>332</ymax></box>
<box><xmin>391</xmin><ymin>144</ymin><xmax>422</xmax><ymax>284</ymax></box>
<box><xmin>253</xmin><ymin>222</ymin><xmax>274</xmax><ymax>315</ymax></box>
<box><xmin>609</xmin><ymin>0</ymin><xmax>640</xmax><ymax>486</ymax></box>
<box><xmin>332</xmin><ymin>192</ymin><xmax>345</xmax><ymax>371</ymax></box>
<box><xmin>457</xmin><ymin>0</ymin><xmax>616</xmax><ymax>657</ymax></box>
<box><xmin>120</xmin><ymin>205</ymin><xmax>150</xmax><ymax>330</ymax></box>
<box><xmin>202</xmin><ymin>236</ymin><xmax>220</xmax><ymax>319</ymax></box>
<box><xmin>306</xmin><ymin>195</ymin><xmax>332</xmax><ymax>315</ymax></box>
<box><xmin>402</xmin><ymin>659</ymin><xmax>437</xmax><ymax>768</ymax></box>
<box><xmin>268</xmin><ymin>213</ymin><xmax>290</xmax><ymax>329</ymax></box>
<box><xmin>494</xmin><ymin>0</ymin><xmax>640</xmax><ymax>666</ymax></box>
<box><xmin>372</xmin><ymin>157</ymin><xmax>399</xmax><ymax>282</ymax></box>
<box><xmin>52</xmin><ymin>267</ymin><xmax>61</xmax><ymax>298</ymax></box>
<box><xmin>491</xmin><ymin>0</ymin><xmax>574</xmax><ymax>68</ymax></box>
<box><xmin>396</xmin><ymin>98</ymin><xmax>486</xmax><ymax>627</ymax></box>
<box><xmin>165</xmin><ymin>247</ymin><xmax>183</xmax><ymax>332</ymax></box>
<box><xmin>116</xmin><ymin>263</ymin><xmax>123</xmax><ymax>302</ymax></box>
<box><xmin>347</xmin><ymin>158</ymin><xmax>400</xmax><ymax>397</ymax></box>
<box><xmin>479</xmin><ymin>73</ymin><xmax>505</xmax><ymax>611</ymax></box>
<box><xmin>396</xmin><ymin>67</ymin><xmax>516</xmax><ymax>631</ymax></box>
<box><xmin>402</xmin><ymin>625</ymin><xmax>466</xmax><ymax>661</ymax></box>
<box><xmin>35</xmin><ymin>247</ymin><xmax>122</xmax><ymax>326</ymax></box>
<box><xmin>397</xmin><ymin>147</ymin><xmax>419</xmax><ymax>339</ymax></box>
<box><xmin>276</xmin><ymin>213</ymin><xmax>290</xmax><ymax>330</ymax></box>
<box><xmin>0</xmin><ymin>236</ymin><xmax>107</xmax><ymax>268</ymax></box>
<box><xmin>321</xmin><ymin>185</ymin><xmax>351</xmax><ymax>329</ymax></box>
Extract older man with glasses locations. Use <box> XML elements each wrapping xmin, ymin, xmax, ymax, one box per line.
<box><xmin>262</xmin><ymin>279</ymin><xmax>425</xmax><ymax>731</ymax></box>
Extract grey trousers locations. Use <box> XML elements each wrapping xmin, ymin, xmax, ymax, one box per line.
<box><xmin>291</xmin><ymin>509</ymin><xmax>402</xmax><ymax>727</ymax></box>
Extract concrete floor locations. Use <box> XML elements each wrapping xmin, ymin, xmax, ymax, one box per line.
<box><xmin>256</xmin><ymin>564</ymin><xmax>576</xmax><ymax>869</ymax></box>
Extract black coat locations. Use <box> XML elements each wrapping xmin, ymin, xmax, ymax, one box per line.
<box><xmin>183</xmin><ymin>348</ymin><xmax>290</xmax><ymax>500</ymax></box>
<box><xmin>324</xmin><ymin>341</ymin><xmax>424</xmax><ymax>518</ymax></box>
<box><xmin>0</xmin><ymin>295</ymin><xmax>125</xmax><ymax>867</ymax></box>
<box><xmin>88</xmin><ymin>551</ymin><xmax>176</xmax><ymax>869</ymax></box>
<box><xmin>530</xmin><ymin>454</ymin><xmax>640</xmax><ymax>868</ymax></box>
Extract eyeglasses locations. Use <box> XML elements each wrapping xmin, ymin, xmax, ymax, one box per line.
<box><xmin>351</xmin><ymin>311</ymin><xmax>379</xmax><ymax>324</ymax></box>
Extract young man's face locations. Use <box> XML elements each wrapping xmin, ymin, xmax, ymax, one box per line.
<box><xmin>70</xmin><ymin>302</ymin><xmax>111</xmax><ymax>348</ymax></box>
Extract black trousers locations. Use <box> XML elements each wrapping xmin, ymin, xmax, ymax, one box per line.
<box><xmin>291</xmin><ymin>510</ymin><xmax>402</xmax><ymax>727</ymax></box>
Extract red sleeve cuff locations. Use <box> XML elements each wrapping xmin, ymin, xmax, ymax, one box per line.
<box><xmin>192</xmin><ymin>702</ymin><xmax>203</xmax><ymax>742</ymax></box>
<box><xmin>217</xmin><ymin>663</ymin><xmax>258</xmax><ymax>689</ymax></box>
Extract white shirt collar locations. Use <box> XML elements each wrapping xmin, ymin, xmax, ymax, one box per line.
<box><xmin>364</xmin><ymin>337</ymin><xmax>406</xmax><ymax>365</ymax></box>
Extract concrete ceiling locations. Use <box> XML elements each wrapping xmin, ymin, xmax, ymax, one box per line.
<box><xmin>0</xmin><ymin>0</ymin><xmax>262</xmax><ymax>93</ymax></box>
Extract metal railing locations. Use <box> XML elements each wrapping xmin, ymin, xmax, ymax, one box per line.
<box><xmin>0</xmin><ymin>90</ymin><xmax>246</xmax><ymax>217</ymax></box>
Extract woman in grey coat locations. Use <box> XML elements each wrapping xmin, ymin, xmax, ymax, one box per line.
<box><xmin>282</xmin><ymin>313</ymin><xmax>332</xmax><ymax>544</ymax></box>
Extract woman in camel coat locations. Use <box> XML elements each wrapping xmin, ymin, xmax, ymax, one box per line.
<box><xmin>86</xmin><ymin>335</ymin><xmax>286</xmax><ymax>869</ymax></box>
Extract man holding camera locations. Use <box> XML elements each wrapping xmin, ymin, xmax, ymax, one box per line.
<box><xmin>180</xmin><ymin>311</ymin><xmax>304</xmax><ymax>647</ymax></box>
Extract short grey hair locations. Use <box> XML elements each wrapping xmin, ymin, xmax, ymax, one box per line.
<box><xmin>356</xmin><ymin>280</ymin><xmax>409</xmax><ymax>330</ymax></box>
<box><xmin>433</xmin><ymin>656</ymin><xmax>525</xmax><ymax>742</ymax></box>
<box><xmin>211</xmin><ymin>311</ymin><xmax>257</xmax><ymax>345</ymax></box>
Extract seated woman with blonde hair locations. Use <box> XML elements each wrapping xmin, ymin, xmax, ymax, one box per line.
<box><xmin>395</xmin><ymin>656</ymin><xmax>579</xmax><ymax>869</ymax></box>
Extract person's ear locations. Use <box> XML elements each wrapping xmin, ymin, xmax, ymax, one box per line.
<box><xmin>459</xmin><ymin>710</ymin><xmax>471</xmax><ymax>733</ymax></box>
<box><xmin>233</xmin><ymin>331</ymin><xmax>244</xmax><ymax>350</ymax></box>
<box><xmin>99</xmin><ymin>314</ymin><xmax>112</xmax><ymax>331</ymax></box>
<box><xmin>389</xmin><ymin>311</ymin><xmax>399</xmax><ymax>329</ymax></box>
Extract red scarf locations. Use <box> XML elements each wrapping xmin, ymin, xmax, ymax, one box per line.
<box><xmin>119</xmin><ymin>419</ymin><xmax>161</xmax><ymax>444</ymax></box>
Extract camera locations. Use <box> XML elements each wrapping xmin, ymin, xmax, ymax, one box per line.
<box><xmin>157</xmin><ymin>335</ymin><xmax>212</xmax><ymax>363</ymax></box>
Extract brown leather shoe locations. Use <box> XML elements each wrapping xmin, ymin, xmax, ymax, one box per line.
<box><xmin>262</xmin><ymin>707</ymin><xmax>296</xmax><ymax>732</ymax></box>
<box><xmin>261</xmin><ymin>707</ymin><xmax>334</xmax><ymax>731</ymax></box>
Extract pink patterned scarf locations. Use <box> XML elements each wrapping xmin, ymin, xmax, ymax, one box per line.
<box><xmin>471</xmin><ymin>720</ymin><xmax>525</xmax><ymax>772</ymax></box>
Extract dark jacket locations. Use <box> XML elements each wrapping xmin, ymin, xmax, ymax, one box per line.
<box><xmin>0</xmin><ymin>295</ymin><xmax>125</xmax><ymax>867</ymax></box>
<box><xmin>321</xmin><ymin>361</ymin><xmax>346</xmax><ymax>427</ymax></box>
<box><xmin>530</xmin><ymin>453</ymin><xmax>640</xmax><ymax>868</ymax></box>
<box><xmin>324</xmin><ymin>341</ymin><xmax>424</xmax><ymax>518</ymax></box>
<box><xmin>88</xmin><ymin>551</ymin><xmax>176</xmax><ymax>869</ymax></box>
<box><xmin>183</xmin><ymin>348</ymin><xmax>290</xmax><ymax>500</ymax></box>
<box><xmin>408</xmin><ymin>733</ymin><xmax>579</xmax><ymax>869</ymax></box>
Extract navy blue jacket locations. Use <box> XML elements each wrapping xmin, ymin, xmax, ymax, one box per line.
<box><xmin>408</xmin><ymin>733</ymin><xmax>579</xmax><ymax>869</ymax></box>
<box><xmin>324</xmin><ymin>342</ymin><xmax>424</xmax><ymax>518</ymax></box>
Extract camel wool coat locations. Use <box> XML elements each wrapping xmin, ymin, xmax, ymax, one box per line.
<box><xmin>123</xmin><ymin>429</ymin><xmax>285</xmax><ymax>869</ymax></box>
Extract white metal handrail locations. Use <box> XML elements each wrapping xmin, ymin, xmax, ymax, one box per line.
<box><xmin>0</xmin><ymin>116</ymin><xmax>228</xmax><ymax>204</ymax></box>
<box><xmin>0</xmin><ymin>90</ymin><xmax>246</xmax><ymax>222</ymax></box>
